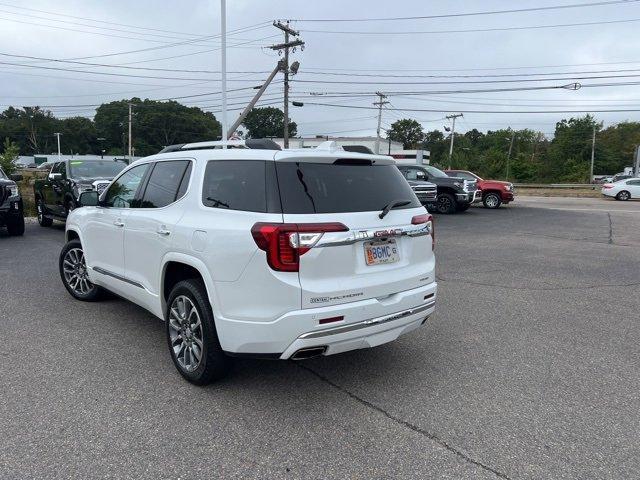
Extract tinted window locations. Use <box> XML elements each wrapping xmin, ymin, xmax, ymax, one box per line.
<box><xmin>401</xmin><ymin>168</ymin><xmax>427</xmax><ymax>181</ymax></box>
<box><xmin>0</xmin><ymin>168</ymin><xmax>7</xmax><ymax>179</ymax></box>
<box><xmin>276</xmin><ymin>162</ymin><xmax>420</xmax><ymax>214</ymax></box>
<box><xmin>176</xmin><ymin>162</ymin><xmax>193</xmax><ymax>199</ymax></box>
<box><xmin>627</xmin><ymin>179</ymin><xmax>640</xmax><ymax>185</ymax></box>
<box><xmin>69</xmin><ymin>160</ymin><xmax>126</xmax><ymax>178</ymax></box>
<box><xmin>202</xmin><ymin>160</ymin><xmax>266</xmax><ymax>212</ymax></box>
<box><xmin>103</xmin><ymin>164</ymin><xmax>149</xmax><ymax>208</ymax></box>
<box><xmin>140</xmin><ymin>161</ymin><xmax>191</xmax><ymax>208</ymax></box>
<box><xmin>449</xmin><ymin>171</ymin><xmax>476</xmax><ymax>181</ymax></box>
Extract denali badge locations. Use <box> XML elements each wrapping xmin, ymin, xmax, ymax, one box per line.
<box><xmin>373</xmin><ymin>228</ymin><xmax>402</xmax><ymax>238</ymax></box>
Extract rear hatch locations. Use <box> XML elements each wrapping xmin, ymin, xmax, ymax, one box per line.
<box><xmin>274</xmin><ymin>154</ymin><xmax>435</xmax><ymax>309</ymax></box>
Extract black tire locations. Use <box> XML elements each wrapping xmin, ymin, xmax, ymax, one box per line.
<box><xmin>65</xmin><ymin>198</ymin><xmax>77</xmax><ymax>217</ymax></box>
<box><xmin>166</xmin><ymin>279</ymin><xmax>231</xmax><ymax>385</ymax></box>
<box><xmin>6</xmin><ymin>214</ymin><xmax>25</xmax><ymax>236</ymax></box>
<box><xmin>425</xmin><ymin>204</ymin><xmax>436</xmax><ymax>214</ymax></box>
<box><xmin>37</xmin><ymin>198</ymin><xmax>53</xmax><ymax>227</ymax></box>
<box><xmin>616</xmin><ymin>190</ymin><xmax>631</xmax><ymax>201</ymax></box>
<box><xmin>435</xmin><ymin>192</ymin><xmax>457</xmax><ymax>214</ymax></box>
<box><xmin>457</xmin><ymin>203</ymin><xmax>470</xmax><ymax>212</ymax></box>
<box><xmin>59</xmin><ymin>239</ymin><xmax>103</xmax><ymax>301</ymax></box>
<box><xmin>483</xmin><ymin>192</ymin><xmax>502</xmax><ymax>209</ymax></box>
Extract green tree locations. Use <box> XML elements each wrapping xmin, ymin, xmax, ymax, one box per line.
<box><xmin>60</xmin><ymin>116</ymin><xmax>98</xmax><ymax>155</ymax></box>
<box><xmin>387</xmin><ymin>119</ymin><xmax>424</xmax><ymax>149</ymax></box>
<box><xmin>94</xmin><ymin>98</ymin><xmax>221</xmax><ymax>157</ymax></box>
<box><xmin>242</xmin><ymin>107</ymin><xmax>297</xmax><ymax>139</ymax></box>
<box><xmin>0</xmin><ymin>138</ymin><xmax>20</xmax><ymax>175</ymax></box>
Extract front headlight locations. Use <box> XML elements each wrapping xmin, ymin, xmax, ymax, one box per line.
<box><xmin>505</xmin><ymin>184</ymin><xmax>513</xmax><ymax>191</ymax></box>
<box><xmin>9</xmin><ymin>185</ymin><xmax>19</xmax><ymax>197</ymax></box>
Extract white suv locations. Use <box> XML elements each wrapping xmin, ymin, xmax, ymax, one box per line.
<box><xmin>59</xmin><ymin>140</ymin><xmax>437</xmax><ymax>385</ymax></box>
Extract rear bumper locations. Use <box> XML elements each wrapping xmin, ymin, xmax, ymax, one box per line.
<box><xmin>216</xmin><ymin>281</ymin><xmax>437</xmax><ymax>358</ymax></box>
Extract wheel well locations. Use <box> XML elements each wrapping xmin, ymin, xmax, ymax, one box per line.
<box><xmin>483</xmin><ymin>189</ymin><xmax>501</xmax><ymax>197</ymax></box>
<box><xmin>163</xmin><ymin>262</ymin><xmax>204</xmax><ymax>302</ymax></box>
<box><xmin>438</xmin><ymin>187</ymin><xmax>456</xmax><ymax>196</ymax></box>
<box><xmin>66</xmin><ymin>230</ymin><xmax>79</xmax><ymax>242</ymax></box>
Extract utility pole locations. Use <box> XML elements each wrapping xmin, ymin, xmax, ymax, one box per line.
<box><xmin>220</xmin><ymin>0</ymin><xmax>228</xmax><ymax>144</ymax></box>
<box><xmin>228</xmin><ymin>61</ymin><xmax>285</xmax><ymax>138</ymax></box>
<box><xmin>270</xmin><ymin>21</ymin><xmax>304</xmax><ymax>149</ymax></box>
<box><xmin>128</xmin><ymin>102</ymin><xmax>133</xmax><ymax>159</ymax></box>
<box><xmin>590</xmin><ymin>125</ymin><xmax>596</xmax><ymax>183</ymax></box>
<box><xmin>54</xmin><ymin>132</ymin><xmax>61</xmax><ymax>160</ymax></box>
<box><xmin>446</xmin><ymin>113</ymin><xmax>463</xmax><ymax>169</ymax></box>
<box><xmin>506</xmin><ymin>132</ymin><xmax>515</xmax><ymax>181</ymax></box>
<box><xmin>374</xmin><ymin>92</ymin><xmax>388</xmax><ymax>154</ymax></box>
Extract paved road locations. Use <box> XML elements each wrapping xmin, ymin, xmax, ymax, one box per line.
<box><xmin>1</xmin><ymin>199</ymin><xmax>639</xmax><ymax>479</ymax></box>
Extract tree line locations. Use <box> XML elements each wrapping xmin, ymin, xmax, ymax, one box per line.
<box><xmin>388</xmin><ymin>116</ymin><xmax>640</xmax><ymax>182</ymax></box>
<box><xmin>0</xmin><ymin>101</ymin><xmax>296</xmax><ymax>159</ymax></box>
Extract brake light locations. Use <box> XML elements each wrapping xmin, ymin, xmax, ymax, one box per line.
<box><xmin>411</xmin><ymin>214</ymin><xmax>435</xmax><ymax>250</ymax></box>
<box><xmin>251</xmin><ymin>222</ymin><xmax>348</xmax><ymax>272</ymax></box>
<box><xmin>603</xmin><ymin>184</ymin><xmax>614</xmax><ymax>189</ymax></box>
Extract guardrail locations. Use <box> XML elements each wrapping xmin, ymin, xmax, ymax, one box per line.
<box><xmin>514</xmin><ymin>183</ymin><xmax>599</xmax><ymax>190</ymax></box>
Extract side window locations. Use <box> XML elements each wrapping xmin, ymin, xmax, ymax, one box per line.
<box><xmin>175</xmin><ymin>162</ymin><xmax>193</xmax><ymax>200</ymax></box>
<box><xmin>202</xmin><ymin>160</ymin><xmax>266</xmax><ymax>212</ymax></box>
<box><xmin>139</xmin><ymin>160</ymin><xmax>191</xmax><ymax>208</ymax></box>
<box><xmin>103</xmin><ymin>164</ymin><xmax>149</xmax><ymax>208</ymax></box>
<box><xmin>627</xmin><ymin>179</ymin><xmax>640</xmax><ymax>185</ymax></box>
<box><xmin>57</xmin><ymin>162</ymin><xmax>67</xmax><ymax>178</ymax></box>
<box><xmin>402</xmin><ymin>168</ymin><xmax>425</xmax><ymax>181</ymax></box>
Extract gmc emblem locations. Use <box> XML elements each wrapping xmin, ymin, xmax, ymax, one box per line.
<box><xmin>374</xmin><ymin>229</ymin><xmax>402</xmax><ymax>238</ymax></box>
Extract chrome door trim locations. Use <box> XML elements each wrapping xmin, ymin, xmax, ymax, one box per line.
<box><xmin>92</xmin><ymin>266</ymin><xmax>144</xmax><ymax>289</ymax></box>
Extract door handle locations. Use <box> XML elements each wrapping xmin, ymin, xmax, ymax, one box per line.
<box><xmin>113</xmin><ymin>220</ymin><xmax>125</xmax><ymax>227</ymax></box>
<box><xmin>157</xmin><ymin>228</ymin><xmax>171</xmax><ymax>236</ymax></box>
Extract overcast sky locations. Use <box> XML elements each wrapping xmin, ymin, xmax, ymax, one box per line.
<box><xmin>1</xmin><ymin>0</ymin><xmax>640</xmax><ymax>140</ymax></box>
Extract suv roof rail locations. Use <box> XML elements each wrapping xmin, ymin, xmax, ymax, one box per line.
<box><xmin>158</xmin><ymin>138</ymin><xmax>282</xmax><ymax>154</ymax></box>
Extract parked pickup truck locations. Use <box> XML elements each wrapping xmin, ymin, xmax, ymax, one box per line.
<box><xmin>405</xmin><ymin>178</ymin><xmax>437</xmax><ymax>209</ymax></box>
<box><xmin>0</xmin><ymin>167</ymin><xmax>24</xmax><ymax>236</ymax></box>
<box><xmin>397</xmin><ymin>164</ymin><xmax>478</xmax><ymax>214</ymax></box>
<box><xmin>34</xmin><ymin>158</ymin><xmax>127</xmax><ymax>226</ymax></box>
<box><xmin>445</xmin><ymin>170</ymin><xmax>514</xmax><ymax>209</ymax></box>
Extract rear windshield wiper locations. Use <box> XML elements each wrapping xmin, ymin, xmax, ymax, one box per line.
<box><xmin>206</xmin><ymin>197</ymin><xmax>230</xmax><ymax>209</ymax></box>
<box><xmin>379</xmin><ymin>199</ymin><xmax>412</xmax><ymax>219</ymax></box>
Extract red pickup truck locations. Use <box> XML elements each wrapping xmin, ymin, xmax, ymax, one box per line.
<box><xmin>445</xmin><ymin>170</ymin><xmax>514</xmax><ymax>209</ymax></box>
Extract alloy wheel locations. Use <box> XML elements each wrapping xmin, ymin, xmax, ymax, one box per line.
<box><xmin>168</xmin><ymin>295</ymin><xmax>204</xmax><ymax>373</ymax></box>
<box><xmin>62</xmin><ymin>248</ymin><xmax>94</xmax><ymax>295</ymax></box>
<box><xmin>485</xmin><ymin>195</ymin><xmax>499</xmax><ymax>208</ymax></box>
<box><xmin>437</xmin><ymin>196</ymin><xmax>452</xmax><ymax>213</ymax></box>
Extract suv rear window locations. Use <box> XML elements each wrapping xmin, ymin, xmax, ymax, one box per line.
<box><xmin>276</xmin><ymin>162</ymin><xmax>420</xmax><ymax>214</ymax></box>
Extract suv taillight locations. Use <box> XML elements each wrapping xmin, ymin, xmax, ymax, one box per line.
<box><xmin>412</xmin><ymin>214</ymin><xmax>435</xmax><ymax>250</ymax></box>
<box><xmin>251</xmin><ymin>222</ymin><xmax>348</xmax><ymax>272</ymax></box>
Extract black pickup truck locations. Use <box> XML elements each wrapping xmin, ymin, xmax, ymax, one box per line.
<box><xmin>0</xmin><ymin>167</ymin><xmax>25</xmax><ymax>236</ymax></box>
<box><xmin>33</xmin><ymin>158</ymin><xmax>127</xmax><ymax>226</ymax></box>
<box><xmin>397</xmin><ymin>164</ymin><xmax>479</xmax><ymax>214</ymax></box>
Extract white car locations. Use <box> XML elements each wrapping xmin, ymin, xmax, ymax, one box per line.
<box><xmin>59</xmin><ymin>140</ymin><xmax>437</xmax><ymax>385</ymax></box>
<box><xmin>601</xmin><ymin>177</ymin><xmax>640</xmax><ymax>201</ymax></box>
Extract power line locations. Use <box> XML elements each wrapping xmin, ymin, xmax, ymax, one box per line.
<box><xmin>301</xmin><ymin>101</ymin><xmax>640</xmax><ymax>114</ymax></box>
<box><xmin>299</xmin><ymin>17</ymin><xmax>640</xmax><ymax>35</ymax></box>
<box><xmin>288</xmin><ymin>0</ymin><xmax>638</xmax><ymax>22</ymax></box>
<box><xmin>0</xmin><ymin>1</ymin><xmax>212</xmax><ymax>38</ymax></box>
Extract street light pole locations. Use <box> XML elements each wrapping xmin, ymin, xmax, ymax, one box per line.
<box><xmin>506</xmin><ymin>132</ymin><xmax>515</xmax><ymax>182</ymax></box>
<box><xmin>446</xmin><ymin>113</ymin><xmax>463</xmax><ymax>169</ymax></box>
<box><xmin>590</xmin><ymin>125</ymin><xmax>596</xmax><ymax>183</ymax></box>
<box><xmin>220</xmin><ymin>0</ymin><xmax>228</xmax><ymax>145</ymax></box>
<box><xmin>54</xmin><ymin>132</ymin><xmax>61</xmax><ymax>160</ymax></box>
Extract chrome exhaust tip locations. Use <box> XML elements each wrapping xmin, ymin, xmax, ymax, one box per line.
<box><xmin>291</xmin><ymin>346</ymin><xmax>327</xmax><ymax>360</ymax></box>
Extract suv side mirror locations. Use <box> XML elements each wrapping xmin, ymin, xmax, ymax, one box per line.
<box><xmin>417</xmin><ymin>171</ymin><xmax>426</xmax><ymax>180</ymax></box>
<box><xmin>49</xmin><ymin>172</ymin><xmax>62</xmax><ymax>180</ymax></box>
<box><xmin>10</xmin><ymin>174</ymin><xmax>23</xmax><ymax>182</ymax></box>
<box><xmin>78</xmin><ymin>191</ymin><xmax>99</xmax><ymax>207</ymax></box>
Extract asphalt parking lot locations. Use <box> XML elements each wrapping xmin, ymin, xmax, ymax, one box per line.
<box><xmin>1</xmin><ymin>197</ymin><xmax>639</xmax><ymax>480</ymax></box>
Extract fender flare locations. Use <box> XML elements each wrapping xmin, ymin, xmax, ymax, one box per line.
<box><xmin>160</xmin><ymin>252</ymin><xmax>219</xmax><ymax>319</ymax></box>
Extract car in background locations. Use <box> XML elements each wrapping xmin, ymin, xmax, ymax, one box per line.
<box><xmin>445</xmin><ymin>169</ymin><xmax>514</xmax><ymax>209</ymax></box>
<box><xmin>34</xmin><ymin>158</ymin><xmax>127</xmax><ymax>226</ymax></box>
<box><xmin>0</xmin><ymin>167</ymin><xmax>25</xmax><ymax>236</ymax></box>
<box><xmin>601</xmin><ymin>177</ymin><xmax>640</xmax><ymax>201</ymax></box>
<box><xmin>612</xmin><ymin>173</ymin><xmax>633</xmax><ymax>183</ymax></box>
<box><xmin>397</xmin><ymin>164</ymin><xmax>478</xmax><ymax>214</ymax></box>
<box><xmin>37</xmin><ymin>162</ymin><xmax>53</xmax><ymax>171</ymax></box>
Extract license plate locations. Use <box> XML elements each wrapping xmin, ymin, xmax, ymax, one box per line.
<box><xmin>364</xmin><ymin>239</ymin><xmax>400</xmax><ymax>266</ymax></box>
